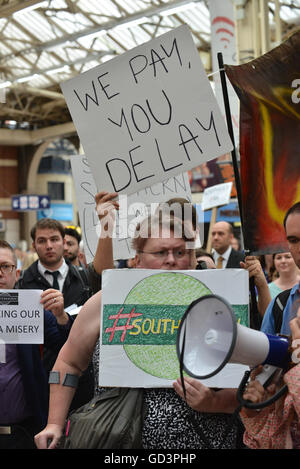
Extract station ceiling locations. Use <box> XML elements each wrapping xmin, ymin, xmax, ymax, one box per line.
<box><xmin>0</xmin><ymin>0</ymin><xmax>299</xmax><ymax>130</ymax></box>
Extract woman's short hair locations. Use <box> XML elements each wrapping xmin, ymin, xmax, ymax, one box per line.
<box><xmin>132</xmin><ymin>213</ymin><xmax>196</xmax><ymax>253</ymax></box>
<box><xmin>156</xmin><ymin>198</ymin><xmax>198</xmax><ymax>232</ymax></box>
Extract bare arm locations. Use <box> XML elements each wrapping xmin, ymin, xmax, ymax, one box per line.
<box><xmin>34</xmin><ymin>291</ymin><xmax>102</xmax><ymax>449</ymax></box>
<box><xmin>92</xmin><ymin>191</ymin><xmax>119</xmax><ymax>275</ymax></box>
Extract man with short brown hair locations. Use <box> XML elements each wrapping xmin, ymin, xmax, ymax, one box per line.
<box><xmin>19</xmin><ymin>218</ymin><xmax>90</xmax><ymax>312</ymax></box>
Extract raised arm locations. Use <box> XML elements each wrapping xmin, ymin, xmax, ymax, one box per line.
<box><xmin>34</xmin><ymin>290</ymin><xmax>102</xmax><ymax>449</ymax></box>
<box><xmin>92</xmin><ymin>191</ymin><xmax>119</xmax><ymax>275</ymax></box>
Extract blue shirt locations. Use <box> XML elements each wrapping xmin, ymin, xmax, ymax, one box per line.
<box><xmin>261</xmin><ymin>283</ymin><xmax>300</xmax><ymax>335</ymax></box>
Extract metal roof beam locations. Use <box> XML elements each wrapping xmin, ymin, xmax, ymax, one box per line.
<box><xmin>1</xmin><ymin>0</ymin><xmax>205</xmax><ymax>61</ymax></box>
<box><xmin>7</xmin><ymin>50</ymin><xmax>115</xmax><ymax>85</ymax></box>
<box><xmin>10</xmin><ymin>85</ymin><xmax>63</xmax><ymax>99</ymax></box>
<box><xmin>0</xmin><ymin>0</ymin><xmax>45</xmax><ymax>18</ymax></box>
<box><xmin>0</xmin><ymin>121</ymin><xmax>76</xmax><ymax>145</ymax></box>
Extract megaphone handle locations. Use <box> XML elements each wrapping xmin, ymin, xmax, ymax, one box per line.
<box><xmin>237</xmin><ymin>369</ymin><xmax>288</xmax><ymax>410</ymax></box>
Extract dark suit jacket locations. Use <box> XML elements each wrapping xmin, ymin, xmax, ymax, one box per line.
<box><xmin>226</xmin><ymin>248</ymin><xmax>245</xmax><ymax>268</ymax></box>
<box><xmin>17</xmin><ymin>259</ymin><xmax>91</xmax><ymax>308</ymax></box>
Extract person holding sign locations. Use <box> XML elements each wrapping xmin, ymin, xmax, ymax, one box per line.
<box><xmin>17</xmin><ymin>219</ymin><xmax>96</xmax><ymax>410</ymax></box>
<box><xmin>35</xmin><ymin>213</ymin><xmax>241</xmax><ymax>450</ymax></box>
<box><xmin>0</xmin><ymin>240</ymin><xmax>73</xmax><ymax>449</ymax></box>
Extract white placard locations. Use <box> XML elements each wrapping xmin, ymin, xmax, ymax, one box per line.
<box><xmin>201</xmin><ymin>182</ymin><xmax>233</xmax><ymax>211</ymax></box>
<box><xmin>0</xmin><ymin>290</ymin><xmax>44</xmax><ymax>344</ymax></box>
<box><xmin>62</xmin><ymin>25</ymin><xmax>233</xmax><ymax>196</ymax></box>
<box><xmin>71</xmin><ymin>155</ymin><xmax>193</xmax><ymax>262</ymax></box>
<box><xmin>100</xmin><ymin>269</ymin><xmax>249</xmax><ymax>388</ymax></box>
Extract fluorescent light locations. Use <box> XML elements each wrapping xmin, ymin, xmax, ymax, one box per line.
<box><xmin>0</xmin><ymin>80</ymin><xmax>11</xmax><ymax>89</ymax></box>
<box><xmin>160</xmin><ymin>2</ymin><xmax>196</xmax><ymax>16</ymax></box>
<box><xmin>13</xmin><ymin>1</ymin><xmax>48</xmax><ymax>16</ymax></box>
<box><xmin>47</xmin><ymin>65</ymin><xmax>69</xmax><ymax>75</ymax></box>
<box><xmin>16</xmin><ymin>74</ymin><xmax>38</xmax><ymax>83</ymax></box>
<box><xmin>114</xmin><ymin>16</ymin><xmax>147</xmax><ymax>31</ymax></box>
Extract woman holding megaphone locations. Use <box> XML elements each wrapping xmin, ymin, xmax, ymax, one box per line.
<box><xmin>240</xmin><ymin>310</ymin><xmax>300</xmax><ymax>449</ymax></box>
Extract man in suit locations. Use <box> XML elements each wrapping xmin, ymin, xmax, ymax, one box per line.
<box><xmin>211</xmin><ymin>221</ymin><xmax>244</xmax><ymax>268</ymax></box>
<box><xmin>0</xmin><ymin>240</ymin><xmax>73</xmax><ymax>448</ymax></box>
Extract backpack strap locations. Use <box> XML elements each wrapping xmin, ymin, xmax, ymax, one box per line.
<box><xmin>272</xmin><ymin>288</ymin><xmax>292</xmax><ymax>334</ymax></box>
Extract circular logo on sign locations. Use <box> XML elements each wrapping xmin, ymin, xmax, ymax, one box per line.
<box><xmin>122</xmin><ymin>272</ymin><xmax>211</xmax><ymax>380</ymax></box>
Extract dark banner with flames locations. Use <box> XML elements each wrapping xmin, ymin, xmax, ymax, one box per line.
<box><xmin>225</xmin><ymin>32</ymin><xmax>300</xmax><ymax>254</ymax></box>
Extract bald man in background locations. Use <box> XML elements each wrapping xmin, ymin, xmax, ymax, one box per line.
<box><xmin>211</xmin><ymin>221</ymin><xmax>244</xmax><ymax>268</ymax></box>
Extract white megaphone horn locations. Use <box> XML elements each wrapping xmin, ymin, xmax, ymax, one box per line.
<box><xmin>176</xmin><ymin>294</ymin><xmax>290</xmax><ymax>382</ymax></box>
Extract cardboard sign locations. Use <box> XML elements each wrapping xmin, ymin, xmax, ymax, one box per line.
<box><xmin>201</xmin><ymin>182</ymin><xmax>233</xmax><ymax>211</ymax></box>
<box><xmin>62</xmin><ymin>25</ymin><xmax>232</xmax><ymax>196</ymax></box>
<box><xmin>99</xmin><ymin>269</ymin><xmax>249</xmax><ymax>388</ymax></box>
<box><xmin>0</xmin><ymin>290</ymin><xmax>44</xmax><ymax>344</ymax></box>
<box><xmin>70</xmin><ymin>155</ymin><xmax>193</xmax><ymax>262</ymax></box>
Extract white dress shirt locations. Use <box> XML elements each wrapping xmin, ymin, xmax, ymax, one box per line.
<box><xmin>212</xmin><ymin>246</ymin><xmax>232</xmax><ymax>269</ymax></box>
<box><xmin>38</xmin><ymin>259</ymin><xmax>69</xmax><ymax>291</ymax></box>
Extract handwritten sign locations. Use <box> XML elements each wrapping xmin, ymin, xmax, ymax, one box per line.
<box><xmin>0</xmin><ymin>290</ymin><xmax>43</xmax><ymax>344</ymax></box>
<box><xmin>100</xmin><ymin>269</ymin><xmax>249</xmax><ymax>388</ymax></box>
<box><xmin>201</xmin><ymin>182</ymin><xmax>233</xmax><ymax>211</ymax></box>
<box><xmin>62</xmin><ymin>25</ymin><xmax>232</xmax><ymax>197</ymax></box>
<box><xmin>70</xmin><ymin>155</ymin><xmax>193</xmax><ymax>262</ymax></box>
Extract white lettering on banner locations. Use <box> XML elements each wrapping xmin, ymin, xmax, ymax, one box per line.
<box><xmin>62</xmin><ymin>25</ymin><xmax>232</xmax><ymax>196</ymax></box>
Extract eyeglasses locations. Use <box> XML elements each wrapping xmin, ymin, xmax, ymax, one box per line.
<box><xmin>138</xmin><ymin>248</ymin><xmax>190</xmax><ymax>260</ymax></box>
<box><xmin>0</xmin><ymin>264</ymin><xmax>16</xmax><ymax>274</ymax></box>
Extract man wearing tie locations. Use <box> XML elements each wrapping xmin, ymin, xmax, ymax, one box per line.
<box><xmin>211</xmin><ymin>221</ymin><xmax>244</xmax><ymax>269</ymax></box>
<box><xmin>18</xmin><ymin>219</ymin><xmax>91</xmax><ymax>308</ymax></box>
<box><xmin>17</xmin><ymin>218</ymin><xmax>93</xmax><ymax>410</ymax></box>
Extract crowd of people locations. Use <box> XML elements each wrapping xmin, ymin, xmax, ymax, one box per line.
<box><xmin>1</xmin><ymin>193</ymin><xmax>300</xmax><ymax>450</ymax></box>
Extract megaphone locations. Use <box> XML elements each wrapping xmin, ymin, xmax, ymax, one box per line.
<box><xmin>177</xmin><ymin>294</ymin><xmax>290</xmax><ymax>409</ymax></box>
